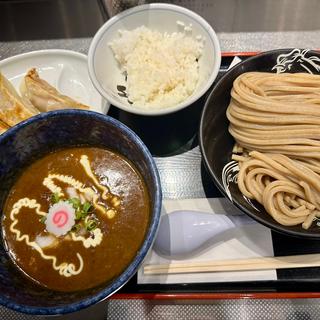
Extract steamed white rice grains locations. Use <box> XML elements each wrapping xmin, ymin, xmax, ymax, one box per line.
<box><xmin>109</xmin><ymin>25</ymin><xmax>204</xmax><ymax>109</ymax></box>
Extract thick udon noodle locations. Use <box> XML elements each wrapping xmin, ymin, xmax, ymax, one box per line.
<box><xmin>227</xmin><ymin>72</ymin><xmax>320</xmax><ymax>229</ymax></box>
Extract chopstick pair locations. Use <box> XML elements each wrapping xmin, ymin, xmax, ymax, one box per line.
<box><xmin>144</xmin><ymin>253</ymin><xmax>320</xmax><ymax>275</ymax></box>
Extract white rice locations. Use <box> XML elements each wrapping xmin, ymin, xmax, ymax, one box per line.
<box><xmin>109</xmin><ymin>26</ymin><xmax>203</xmax><ymax>109</ymax></box>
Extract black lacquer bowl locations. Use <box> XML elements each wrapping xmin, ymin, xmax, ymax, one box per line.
<box><xmin>199</xmin><ymin>48</ymin><xmax>320</xmax><ymax>239</ymax></box>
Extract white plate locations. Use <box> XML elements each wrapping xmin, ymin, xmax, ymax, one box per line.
<box><xmin>0</xmin><ymin>49</ymin><xmax>109</xmax><ymax>114</ymax></box>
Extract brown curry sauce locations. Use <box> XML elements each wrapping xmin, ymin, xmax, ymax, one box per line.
<box><xmin>2</xmin><ymin>147</ymin><xmax>150</xmax><ymax>292</ymax></box>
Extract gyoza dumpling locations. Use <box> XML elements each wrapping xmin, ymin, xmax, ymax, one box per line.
<box><xmin>0</xmin><ymin>72</ymin><xmax>39</xmax><ymax>127</ymax></box>
<box><xmin>0</xmin><ymin>119</ymin><xmax>9</xmax><ymax>134</ymax></box>
<box><xmin>20</xmin><ymin>68</ymin><xmax>89</xmax><ymax>112</ymax></box>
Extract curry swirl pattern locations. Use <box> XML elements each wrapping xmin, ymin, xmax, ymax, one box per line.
<box><xmin>10</xmin><ymin>198</ymin><xmax>84</xmax><ymax>277</ymax></box>
<box><xmin>3</xmin><ymin>147</ymin><xmax>151</xmax><ymax>291</ymax></box>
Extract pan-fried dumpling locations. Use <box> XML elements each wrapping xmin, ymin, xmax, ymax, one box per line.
<box><xmin>0</xmin><ymin>73</ymin><xmax>39</xmax><ymax>127</ymax></box>
<box><xmin>0</xmin><ymin>119</ymin><xmax>9</xmax><ymax>134</ymax></box>
<box><xmin>20</xmin><ymin>68</ymin><xmax>89</xmax><ymax>112</ymax></box>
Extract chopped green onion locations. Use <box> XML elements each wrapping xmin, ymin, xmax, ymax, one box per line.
<box><xmin>82</xmin><ymin>201</ymin><xmax>92</xmax><ymax>214</ymax></box>
<box><xmin>51</xmin><ymin>193</ymin><xmax>60</xmax><ymax>204</ymax></box>
<box><xmin>81</xmin><ymin>211</ymin><xmax>89</xmax><ymax>219</ymax></box>
<box><xmin>75</xmin><ymin>210</ymin><xmax>82</xmax><ymax>220</ymax></box>
<box><xmin>39</xmin><ymin>216</ymin><xmax>46</xmax><ymax>224</ymax></box>
<box><xmin>85</xmin><ymin>220</ymin><xmax>97</xmax><ymax>231</ymax></box>
<box><xmin>72</xmin><ymin>223</ymin><xmax>81</xmax><ymax>233</ymax></box>
<box><xmin>68</xmin><ymin>197</ymin><xmax>81</xmax><ymax>209</ymax></box>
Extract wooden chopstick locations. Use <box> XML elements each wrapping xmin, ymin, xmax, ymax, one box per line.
<box><xmin>144</xmin><ymin>253</ymin><xmax>320</xmax><ymax>275</ymax></box>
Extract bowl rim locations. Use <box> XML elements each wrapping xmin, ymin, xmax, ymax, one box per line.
<box><xmin>0</xmin><ymin>49</ymin><xmax>86</xmax><ymax>66</ymax></box>
<box><xmin>0</xmin><ymin>109</ymin><xmax>162</xmax><ymax>315</ymax></box>
<box><xmin>199</xmin><ymin>48</ymin><xmax>320</xmax><ymax>239</ymax></box>
<box><xmin>88</xmin><ymin>3</ymin><xmax>221</xmax><ymax>116</ymax></box>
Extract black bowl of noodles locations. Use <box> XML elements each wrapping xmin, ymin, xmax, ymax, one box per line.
<box><xmin>199</xmin><ymin>48</ymin><xmax>320</xmax><ymax>239</ymax></box>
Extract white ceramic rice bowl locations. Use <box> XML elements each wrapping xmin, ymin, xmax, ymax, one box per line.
<box><xmin>88</xmin><ymin>3</ymin><xmax>221</xmax><ymax>116</ymax></box>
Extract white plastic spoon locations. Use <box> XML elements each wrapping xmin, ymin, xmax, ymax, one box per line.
<box><xmin>153</xmin><ymin>210</ymin><xmax>255</xmax><ymax>258</ymax></box>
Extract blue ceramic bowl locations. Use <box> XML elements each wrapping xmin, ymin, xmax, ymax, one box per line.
<box><xmin>0</xmin><ymin>110</ymin><xmax>162</xmax><ymax>315</ymax></box>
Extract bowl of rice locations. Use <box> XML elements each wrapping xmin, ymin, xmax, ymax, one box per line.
<box><xmin>88</xmin><ymin>3</ymin><xmax>221</xmax><ymax>116</ymax></box>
